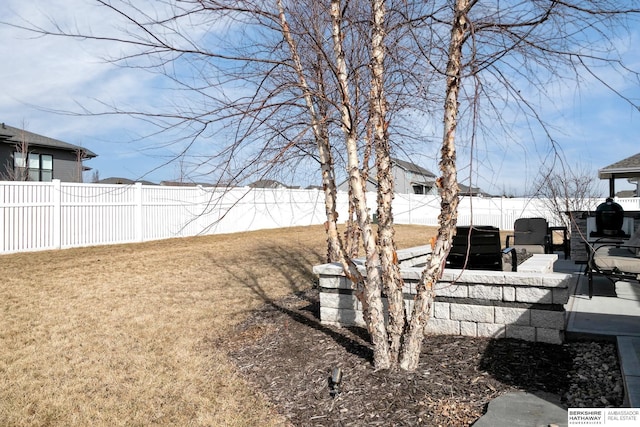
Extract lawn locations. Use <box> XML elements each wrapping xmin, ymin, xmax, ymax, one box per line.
<box><xmin>0</xmin><ymin>224</ymin><xmax>436</xmax><ymax>426</ymax></box>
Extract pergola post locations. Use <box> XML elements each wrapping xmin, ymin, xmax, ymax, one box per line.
<box><xmin>609</xmin><ymin>177</ymin><xmax>615</xmax><ymax>198</ymax></box>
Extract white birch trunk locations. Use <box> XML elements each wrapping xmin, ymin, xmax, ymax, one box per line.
<box><xmin>370</xmin><ymin>0</ymin><xmax>405</xmax><ymax>365</ymax></box>
<box><xmin>330</xmin><ymin>0</ymin><xmax>391</xmax><ymax>369</ymax></box>
<box><xmin>275</xmin><ymin>0</ymin><xmax>367</xmax><ymax>305</ymax></box>
<box><xmin>399</xmin><ymin>0</ymin><xmax>467</xmax><ymax>372</ymax></box>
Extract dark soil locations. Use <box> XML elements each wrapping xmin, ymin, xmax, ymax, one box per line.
<box><xmin>226</xmin><ymin>288</ymin><xmax>578</xmax><ymax>426</ymax></box>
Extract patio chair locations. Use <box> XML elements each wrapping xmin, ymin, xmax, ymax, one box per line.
<box><xmin>506</xmin><ymin>217</ymin><xmax>553</xmax><ymax>255</ymax></box>
<box><xmin>446</xmin><ymin>226</ymin><xmax>518</xmax><ymax>271</ymax></box>
<box><xmin>585</xmin><ymin>235</ymin><xmax>640</xmax><ymax>299</ymax></box>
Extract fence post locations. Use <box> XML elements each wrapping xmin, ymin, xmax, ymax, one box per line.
<box><xmin>135</xmin><ymin>182</ymin><xmax>143</xmax><ymax>242</ymax></box>
<box><xmin>53</xmin><ymin>179</ymin><xmax>62</xmax><ymax>249</ymax></box>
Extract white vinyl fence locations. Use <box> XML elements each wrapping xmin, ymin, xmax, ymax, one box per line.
<box><xmin>2</xmin><ymin>180</ymin><xmax>639</xmax><ymax>254</ymax></box>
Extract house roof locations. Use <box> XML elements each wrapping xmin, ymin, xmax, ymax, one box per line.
<box><xmin>248</xmin><ymin>179</ymin><xmax>292</xmax><ymax>189</ymax></box>
<box><xmin>392</xmin><ymin>157</ymin><xmax>436</xmax><ymax>178</ymax></box>
<box><xmin>598</xmin><ymin>152</ymin><xmax>640</xmax><ymax>179</ymax></box>
<box><xmin>459</xmin><ymin>183</ymin><xmax>491</xmax><ymax>197</ymax></box>
<box><xmin>0</xmin><ymin>123</ymin><xmax>97</xmax><ymax>158</ymax></box>
<box><xmin>98</xmin><ymin>177</ymin><xmax>156</xmax><ymax>185</ymax></box>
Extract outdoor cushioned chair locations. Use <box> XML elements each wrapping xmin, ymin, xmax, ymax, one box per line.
<box><xmin>585</xmin><ymin>230</ymin><xmax>640</xmax><ymax>299</ymax></box>
<box><xmin>506</xmin><ymin>217</ymin><xmax>552</xmax><ymax>255</ymax></box>
<box><xmin>446</xmin><ymin>226</ymin><xmax>518</xmax><ymax>271</ymax></box>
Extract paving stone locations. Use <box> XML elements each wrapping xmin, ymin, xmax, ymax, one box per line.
<box><xmin>472</xmin><ymin>392</ymin><xmax>567</xmax><ymax>427</ymax></box>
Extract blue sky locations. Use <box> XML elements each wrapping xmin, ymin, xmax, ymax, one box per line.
<box><xmin>1</xmin><ymin>0</ymin><xmax>639</xmax><ymax>195</ymax></box>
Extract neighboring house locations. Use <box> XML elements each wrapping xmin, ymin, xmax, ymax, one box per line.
<box><xmin>0</xmin><ymin>123</ymin><xmax>96</xmax><ymax>182</ymax></box>
<box><xmin>159</xmin><ymin>180</ymin><xmax>226</xmax><ymax>187</ymax></box>
<box><xmin>338</xmin><ymin>157</ymin><xmax>437</xmax><ymax>195</ymax></box>
<box><xmin>458</xmin><ymin>182</ymin><xmax>492</xmax><ymax>197</ymax></box>
<box><xmin>248</xmin><ymin>179</ymin><xmax>298</xmax><ymax>189</ymax></box>
<box><xmin>390</xmin><ymin>158</ymin><xmax>438</xmax><ymax>194</ymax></box>
<box><xmin>337</xmin><ymin>157</ymin><xmax>489</xmax><ymax>196</ymax></box>
<box><xmin>98</xmin><ymin>177</ymin><xmax>156</xmax><ymax>186</ymax></box>
<box><xmin>599</xmin><ymin>152</ymin><xmax>640</xmax><ymax>198</ymax></box>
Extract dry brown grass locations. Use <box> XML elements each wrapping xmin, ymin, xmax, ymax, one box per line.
<box><xmin>0</xmin><ymin>224</ymin><xmax>436</xmax><ymax>426</ymax></box>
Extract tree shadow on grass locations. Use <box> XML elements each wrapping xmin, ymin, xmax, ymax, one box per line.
<box><xmin>205</xmin><ymin>242</ymin><xmax>374</xmax><ymax>363</ymax></box>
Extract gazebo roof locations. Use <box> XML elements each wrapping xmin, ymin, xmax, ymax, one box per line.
<box><xmin>598</xmin><ymin>153</ymin><xmax>640</xmax><ymax>180</ymax></box>
<box><xmin>598</xmin><ymin>152</ymin><xmax>640</xmax><ymax>197</ymax></box>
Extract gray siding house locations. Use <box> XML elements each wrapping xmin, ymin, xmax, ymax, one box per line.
<box><xmin>0</xmin><ymin>123</ymin><xmax>96</xmax><ymax>182</ymax></box>
<box><xmin>337</xmin><ymin>157</ymin><xmax>489</xmax><ymax>196</ymax></box>
<box><xmin>338</xmin><ymin>157</ymin><xmax>437</xmax><ymax>195</ymax></box>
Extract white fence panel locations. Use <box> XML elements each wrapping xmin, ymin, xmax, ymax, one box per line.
<box><xmin>2</xmin><ymin>181</ymin><xmax>56</xmax><ymax>252</ymax></box>
<box><xmin>1</xmin><ymin>179</ymin><xmax>638</xmax><ymax>254</ymax></box>
<box><xmin>59</xmin><ymin>182</ymin><xmax>139</xmax><ymax>248</ymax></box>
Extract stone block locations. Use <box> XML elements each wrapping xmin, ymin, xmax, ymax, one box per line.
<box><xmin>402</xmin><ymin>280</ymin><xmax>417</xmax><ymax>295</ymax></box>
<box><xmin>396</xmin><ymin>245</ymin><xmax>431</xmax><ymax>262</ymax></box>
<box><xmin>459</xmin><ymin>270</ymin><xmax>506</xmax><ymax>285</ymax></box>
<box><xmin>434</xmin><ymin>282</ymin><xmax>468</xmax><ymax>298</ymax></box>
<box><xmin>541</xmin><ymin>273</ymin><xmax>573</xmax><ymax>288</ymax></box>
<box><xmin>450</xmin><ymin>304</ymin><xmax>494</xmax><ymax>323</ymax></box>
<box><xmin>313</xmin><ymin>263</ymin><xmax>345</xmax><ymax>276</ymax></box>
<box><xmin>507</xmin><ymin>274</ymin><xmax>543</xmax><ymax>286</ymax></box>
<box><xmin>424</xmin><ymin>318</ymin><xmax>460</xmax><ymax>335</ymax></box>
<box><xmin>320</xmin><ymin>307</ymin><xmax>364</xmax><ymax>327</ymax></box>
<box><xmin>536</xmin><ymin>328</ymin><xmax>564</xmax><ymax>345</ymax></box>
<box><xmin>469</xmin><ymin>284</ymin><xmax>502</xmax><ymax>300</ymax></box>
<box><xmin>433</xmin><ymin>301</ymin><xmax>450</xmax><ymax>320</ymax></box>
<box><xmin>319</xmin><ymin>292</ymin><xmax>359</xmax><ymax>310</ymax></box>
<box><xmin>478</xmin><ymin>323</ymin><xmax>506</xmax><ymax>339</ymax></box>
<box><xmin>552</xmin><ymin>288</ymin><xmax>570</xmax><ymax>305</ymax></box>
<box><xmin>400</xmin><ymin>268</ymin><xmax>422</xmax><ymax>281</ymax></box>
<box><xmin>517</xmin><ymin>254</ymin><xmax>557</xmax><ymax>273</ymax></box>
<box><xmin>506</xmin><ymin>325</ymin><xmax>536</xmax><ymax>342</ymax></box>
<box><xmin>404</xmin><ymin>299</ymin><xmax>414</xmax><ymax>319</ymax></box>
<box><xmin>318</xmin><ymin>275</ymin><xmax>344</xmax><ymax>289</ymax></box>
<box><xmin>502</xmin><ymin>286</ymin><xmax>516</xmax><ymax>302</ymax></box>
<box><xmin>515</xmin><ymin>287</ymin><xmax>553</xmax><ymax>304</ymax></box>
<box><xmin>530</xmin><ymin>310</ymin><xmax>566</xmax><ymax>329</ymax></box>
<box><xmin>320</xmin><ymin>306</ymin><xmax>344</xmax><ymax>324</ymax></box>
<box><xmin>495</xmin><ymin>307</ymin><xmax>530</xmax><ymax>325</ymax></box>
<box><xmin>460</xmin><ymin>321</ymin><xmax>477</xmax><ymax>337</ymax></box>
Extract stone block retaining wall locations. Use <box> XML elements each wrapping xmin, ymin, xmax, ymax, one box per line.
<box><xmin>314</xmin><ymin>248</ymin><xmax>575</xmax><ymax>345</ymax></box>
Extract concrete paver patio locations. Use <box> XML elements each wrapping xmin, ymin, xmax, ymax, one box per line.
<box><xmin>559</xmin><ymin>257</ymin><xmax>640</xmax><ymax>408</ymax></box>
<box><xmin>473</xmin><ymin>256</ymin><xmax>640</xmax><ymax>426</ymax></box>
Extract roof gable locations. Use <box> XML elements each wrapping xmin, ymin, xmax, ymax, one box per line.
<box><xmin>601</xmin><ymin>152</ymin><xmax>640</xmax><ymax>170</ymax></box>
<box><xmin>249</xmin><ymin>179</ymin><xmax>291</xmax><ymax>189</ymax></box>
<box><xmin>391</xmin><ymin>157</ymin><xmax>436</xmax><ymax>178</ymax></box>
<box><xmin>598</xmin><ymin>152</ymin><xmax>640</xmax><ymax>179</ymax></box>
<box><xmin>0</xmin><ymin>123</ymin><xmax>97</xmax><ymax>158</ymax></box>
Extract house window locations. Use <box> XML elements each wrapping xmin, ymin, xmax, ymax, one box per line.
<box><xmin>412</xmin><ymin>184</ymin><xmax>433</xmax><ymax>195</ymax></box>
<box><xmin>14</xmin><ymin>153</ymin><xmax>53</xmax><ymax>182</ymax></box>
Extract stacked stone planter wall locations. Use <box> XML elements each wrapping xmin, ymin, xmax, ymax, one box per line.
<box><xmin>314</xmin><ymin>247</ymin><xmax>576</xmax><ymax>345</ymax></box>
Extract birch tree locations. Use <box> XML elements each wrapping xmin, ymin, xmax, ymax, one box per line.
<box><xmin>7</xmin><ymin>0</ymin><xmax>640</xmax><ymax>372</ymax></box>
<box><xmin>534</xmin><ymin>161</ymin><xmax>600</xmax><ymax>232</ymax></box>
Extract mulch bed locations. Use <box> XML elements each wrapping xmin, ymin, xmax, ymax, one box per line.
<box><xmin>226</xmin><ymin>288</ymin><xmax>579</xmax><ymax>426</ymax></box>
